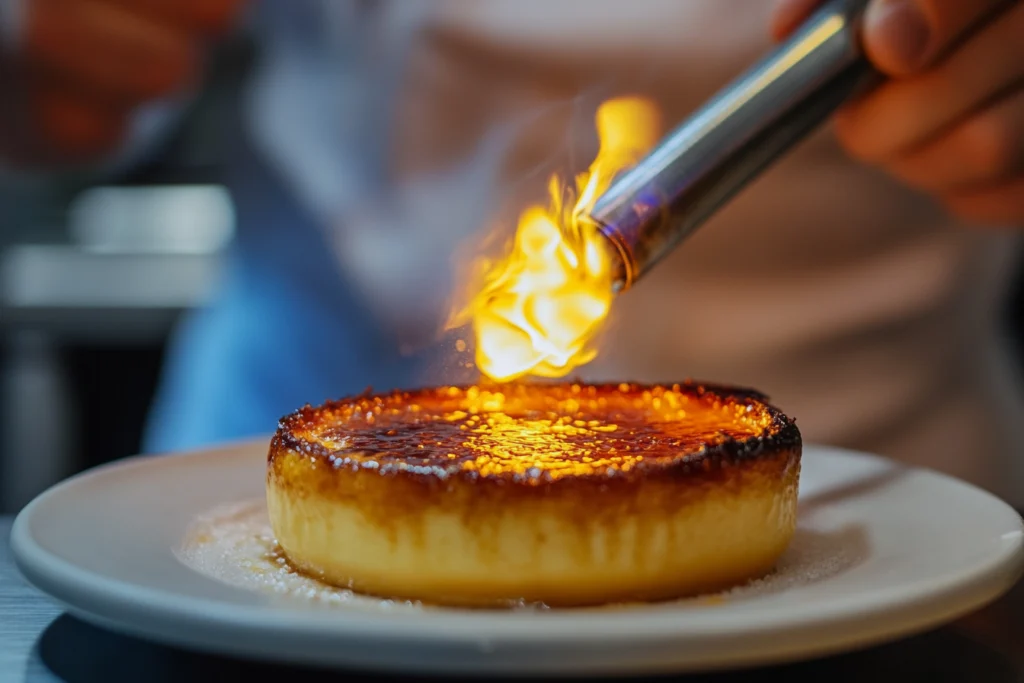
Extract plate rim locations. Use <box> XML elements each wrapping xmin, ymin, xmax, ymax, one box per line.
<box><xmin>10</xmin><ymin>443</ymin><xmax>1024</xmax><ymax>661</ymax></box>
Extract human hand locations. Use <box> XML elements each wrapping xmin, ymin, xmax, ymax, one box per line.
<box><xmin>772</xmin><ymin>0</ymin><xmax>1024</xmax><ymax>226</ymax></box>
<box><xmin>1</xmin><ymin>0</ymin><xmax>244</xmax><ymax>165</ymax></box>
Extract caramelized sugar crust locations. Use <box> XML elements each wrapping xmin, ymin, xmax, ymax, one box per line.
<box><xmin>270</xmin><ymin>381</ymin><xmax>799</xmax><ymax>490</ymax></box>
<box><xmin>267</xmin><ymin>382</ymin><xmax>801</xmax><ymax>605</ymax></box>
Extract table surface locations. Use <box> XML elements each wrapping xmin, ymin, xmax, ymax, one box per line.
<box><xmin>5</xmin><ymin>516</ymin><xmax>1024</xmax><ymax>683</ymax></box>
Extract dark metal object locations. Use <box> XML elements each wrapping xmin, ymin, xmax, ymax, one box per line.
<box><xmin>588</xmin><ymin>0</ymin><xmax>879</xmax><ymax>289</ymax></box>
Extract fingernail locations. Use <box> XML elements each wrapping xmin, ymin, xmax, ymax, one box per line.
<box><xmin>865</xmin><ymin>0</ymin><xmax>931</xmax><ymax>72</ymax></box>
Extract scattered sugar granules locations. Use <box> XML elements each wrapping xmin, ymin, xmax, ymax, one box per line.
<box><xmin>176</xmin><ymin>500</ymin><xmax>864</xmax><ymax>612</ymax></box>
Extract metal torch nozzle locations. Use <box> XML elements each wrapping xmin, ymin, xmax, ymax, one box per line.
<box><xmin>586</xmin><ymin>0</ymin><xmax>879</xmax><ymax>290</ymax></box>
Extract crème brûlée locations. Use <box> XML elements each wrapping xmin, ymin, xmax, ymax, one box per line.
<box><xmin>266</xmin><ymin>381</ymin><xmax>801</xmax><ymax>607</ymax></box>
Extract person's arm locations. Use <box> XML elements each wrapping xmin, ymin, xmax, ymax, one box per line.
<box><xmin>773</xmin><ymin>0</ymin><xmax>1024</xmax><ymax>226</ymax></box>
<box><xmin>0</xmin><ymin>0</ymin><xmax>244</xmax><ymax>174</ymax></box>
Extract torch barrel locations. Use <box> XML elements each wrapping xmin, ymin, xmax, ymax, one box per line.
<box><xmin>587</xmin><ymin>0</ymin><xmax>879</xmax><ymax>290</ymax></box>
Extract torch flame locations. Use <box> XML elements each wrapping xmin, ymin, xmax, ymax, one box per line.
<box><xmin>453</xmin><ymin>97</ymin><xmax>660</xmax><ymax>382</ymax></box>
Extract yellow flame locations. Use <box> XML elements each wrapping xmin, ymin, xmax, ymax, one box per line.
<box><xmin>453</xmin><ymin>97</ymin><xmax>661</xmax><ymax>382</ymax></box>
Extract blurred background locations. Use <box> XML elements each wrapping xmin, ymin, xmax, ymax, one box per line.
<box><xmin>3</xmin><ymin>4</ymin><xmax>1024</xmax><ymax>515</ymax></box>
<box><xmin>0</xmin><ymin>37</ymin><xmax>256</xmax><ymax>512</ymax></box>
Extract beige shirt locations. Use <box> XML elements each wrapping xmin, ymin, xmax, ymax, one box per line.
<box><xmin>369</xmin><ymin>0</ymin><xmax>1024</xmax><ymax>504</ymax></box>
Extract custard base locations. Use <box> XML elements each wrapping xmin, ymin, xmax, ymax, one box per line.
<box><xmin>267</xmin><ymin>449</ymin><xmax>799</xmax><ymax>607</ymax></box>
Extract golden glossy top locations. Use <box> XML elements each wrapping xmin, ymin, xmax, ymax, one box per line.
<box><xmin>277</xmin><ymin>382</ymin><xmax>784</xmax><ymax>483</ymax></box>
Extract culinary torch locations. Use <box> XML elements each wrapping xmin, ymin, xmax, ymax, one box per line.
<box><xmin>586</xmin><ymin>0</ymin><xmax>880</xmax><ymax>290</ymax></box>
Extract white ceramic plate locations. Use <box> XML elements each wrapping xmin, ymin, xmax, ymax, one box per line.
<box><xmin>11</xmin><ymin>441</ymin><xmax>1024</xmax><ymax>676</ymax></box>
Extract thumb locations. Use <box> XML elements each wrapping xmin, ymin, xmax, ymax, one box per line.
<box><xmin>770</xmin><ymin>0</ymin><xmax>824</xmax><ymax>41</ymax></box>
